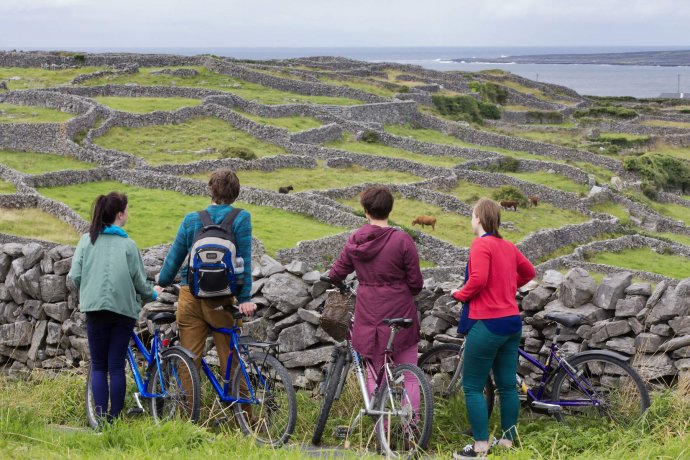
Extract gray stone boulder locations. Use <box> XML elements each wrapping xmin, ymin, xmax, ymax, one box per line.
<box><xmin>302</xmin><ymin>270</ymin><xmax>321</xmax><ymax>283</ymax></box>
<box><xmin>593</xmin><ymin>272</ymin><xmax>632</xmax><ymax>310</ymax></box>
<box><xmin>44</xmin><ymin>302</ymin><xmax>70</xmax><ymax>322</ymax></box>
<box><xmin>634</xmin><ymin>333</ymin><xmax>663</xmax><ymax>353</ymax></box>
<box><xmin>27</xmin><ymin>320</ymin><xmax>48</xmax><ymax>362</ymax></box>
<box><xmin>274</xmin><ymin>312</ymin><xmax>302</xmax><ymax>332</ymax></box>
<box><xmin>0</xmin><ymin>284</ymin><xmax>12</xmax><ymax>302</ymax></box>
<box><xmin>522</xmin><ymin>286</ymin><xmax>556</xmax><ymax>311</ymax></box>
<box><xmin>69</xmin><ymin>336</ymin><xmax>89</xmax><ymax>360</ymax></box>
<box><xmin>21</xmin><ymin>299</ymin><xmax>45</xmax><ymax>320</ymax></box>
<box><xmin>53</xmin><ymin>257</ymin><xmax>72</xmax><ymax>276</ymax></box>
<box><xmin>657</xmin><ymin>335</ymin><xmax>690</xmax><ymax>353</ymax></box>
<box><xmin>5</xmin><ymin>268</ymin><xmax>27</xmax><ymax>304</ymax></box>
<box><xmin>420</xmin><ymin>315</ymin><xmax>450</xmax><ymax>338</ymax></box>
<box><xmin>672</xmin><ymin>347</ymin><xmax>690</xmax><ymax>359</ymax></box>
<box><xmin>559</xmin><ymin>268</ymin><xmax>596</xmax><ymax>308</ymax></box>
<box><xmin>241</xmin><ymin>317</ymin><xmax>271</xmax><ymax>342</ymax></box>
<box><xmin>46</xmin><ymin>322</ymin><xmax>62</xmax><ymax>344</ymax></box>
<box><xmin>279</xmin><ymin>345</ymin><xmax>334</xmax><ymax>368</ymax></box>
<box><xmin>0</xmin><ymin>252</ymin><xmax>12</xmax><ymax>282</ymax></box>
<box><xmin>262</xmin><ymin>273</ymin><xmax>310</xmax><ymax>314</ymax></box>
<box><xmin>669</xmin><ymin>316</ymin><xmax>690</xmax><ymax>336</ymax></box>
<box><xmin>650</xmin><ymin>323</ymin><xmax>672</xmax><ymax>337</ymax></box>
<box><xmin>40</xmin><ymin>275</ymin><xmax>67</xmax><ymax>303</ymax></box>
<box><xmin>18</xmin><ymin>266</ymin><xmax>42</xmax><ymax>299</ymax></box>
<box><xmin>614</xmin><ymin>295</ymin><xmax>647</xmax><ymax>318</ymax></box>
<box><xmin>0</xmin><ymin>321</ymin><xmax>33</xmax><ymax>347</ymax></box>
<box><xmin>3</xmin><ymin>243</ymin><xmax>24</xmax><ymax>257</ymax></box>
<box><xmin>285</xmin><ymin>260</ymin><xmax>308</xmax><ymax>276</ymax></box>
<box><xmin>646</xmin><ymin>286</ymin><xmax>684</xmax><ymax>324</ymax></box>
<box><xmin>636</xmin><ymin>354</ymin><xmax>676</xmax><ymax>380</ymax></box>
<box><xmin>430</xmin><ymin>294</ymin><xmax>460</xmax><ymax>324</ymax></box>
<box><xmin>260</xmin><ymin>255</ymin><xmax>286</xmax><ymax>277</ymax></box>
<box><xmin>22</xmin><ymin>243</ymin><xmax>44</xmax><ymax>270</ymax></box>
<box><xmin>625</xmin><ymin>283</ymin><xmax>652</xmax><ymax>296</ymax></box>
<box><xmin>628</xmin><ymin>317</ymin><xmax>644</xmax><ymax>335</ymax></box>
<box><xmin>277</xmin><ymin>322</ymin><xmax>318</xmax><ymax>352</ymax></box>
<box><xmin>645</xmin><ymin>280</ymin><xmax>668</xmax><ymax>310</ymax></box>
<box><xmin>541</xmin><ymin>270</ymin><xmax>565</xmax><ymax>289</ymax></box>
<box><xmin>605</xmin><ymin>337</ymin><xmax>635</xmax><ymax>355</ymax></box>
<box><xmin>297</xmin><ymin>307</ymin><xmax>321</xmax><ymax>325</ymax></box>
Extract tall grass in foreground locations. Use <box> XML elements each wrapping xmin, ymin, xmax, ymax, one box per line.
<box><xmin>1</xmin><ymin>370</ymin><xmax>688</xmax><ymax>459</ymax></box>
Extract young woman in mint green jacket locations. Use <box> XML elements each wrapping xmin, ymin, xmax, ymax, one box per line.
<box><xmin>68</xmin><ymin>192</ymin><xmax>160</xmax><ymax>424</ymax></box>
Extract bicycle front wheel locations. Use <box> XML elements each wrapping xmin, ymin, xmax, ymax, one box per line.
<box><xmin>551</xmin><ymin>352</ymin><xmax>650</xmax><ymax>427</ymax></box>
<box><xmin>375</xmin><ymin>363</ymin><xmax>434</xmax><ymax>458</ymax></box>
<box><xmin>231</xmin><ymin>352</ymin><xmax>297</xmax><ymax>446</ymax></box>
<box><xmin>312</xmin><ymin>349</ymin><xmax>346</xmax><ymax>446</ymax></box>
<box><xmin>147</xmin><ymin>347</ymin><xmax>201</xmax><ymax>424</ymax></box>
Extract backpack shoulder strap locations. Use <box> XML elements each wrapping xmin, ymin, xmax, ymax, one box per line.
<box><xmin>219</xmin><ymin>207</ymin><xmax>243</xmax><ymax>236</ymax></box>
<box><xmin>198</xmin><ymin>210</ymin><xmax>214</xmax><ymax>227</ymax></box>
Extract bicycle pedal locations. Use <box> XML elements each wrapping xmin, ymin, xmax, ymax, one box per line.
<box><xmin>531</xmin><ymin>401</ymin><xmax>562</xmax><ymax>414</ymax></box>
<box><xmin>333</xmin><ymin>425</ymin><xmax>350</xmax><ymax>439</ymax></box>
<box><xmin>126</xmin><ymin>407</ymin><xmax>145</xmax><ymax>417</ymax></box>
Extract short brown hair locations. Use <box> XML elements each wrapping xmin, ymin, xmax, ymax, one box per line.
<box><xmin>474</xmin><ymin>198</ymin><xmax>502</xmax><ymax>238</ymax></box>
<box><xmin>208</xmin><ymin>168</ymin><xmax>240</xmax><ymax>204</ymax></box>
<box><xmin>360</xmin><ymin>186</ymin><xmax>394</xmax><ymax>220</ymax></box>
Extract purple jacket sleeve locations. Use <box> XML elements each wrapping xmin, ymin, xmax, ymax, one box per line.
<box><xmin>403</xmin><ymin>236</ymin><xmax>423</xmax><ymax>295</ymax></box>
<box><xmin>328</xmin><ymin>237</ymin><xmax>355</xmax><ymax>283</ymax></box>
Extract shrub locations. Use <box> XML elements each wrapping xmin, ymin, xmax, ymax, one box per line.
<box><xmin>573</xmin><ymin>106</ymin><xmax>638</xmax><ymax>120</ymax></box>
<box><xmin>469</xmin><ymin>81</ymin><xmax>509</xmax><ymax>105</ymax></box>
<box><xmin>679</xmin><ymin>109</ymin><xmax>690</xmax><ymax>114</ymax></box>
<box><xmin>488</xmin><ymin>157</ymin><xmax>519</xmax><ymax>173</ymax></box>
<box><xmin>360</xmin><ymin>130</ymin><xmax>380</xmax><ymax>144</ymax></box>
<box><xmin>623</xmin><ymin>153</ymin><xmax>690</xmax><ymax>193</ymax></box>
<box><xmin>641</xmin><ymin>181</ymin><xmax>659</xmax><ymax>200</ymax></box>
<box><xmin>219</xmin><ymin>146</ymin><xmax>257</xmax><ymax>161</ymax></box>
<box><xmin>72</xmin><ymin>54</ymin><xmax>86</xmax><ymax>65</ymax></box>
<box><xmin>491</xmin><ymin>185</ymin><xmax>528</xmax><ymax>208</ymax></box>
<box><xmin>431</xmin><ymin>95</ymin><xmax>500</xmax><ymax>123</ymax></box>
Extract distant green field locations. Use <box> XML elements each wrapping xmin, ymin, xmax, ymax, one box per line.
<box><xmin>80</xmin><ymin>66</ymin><xmax>363</xmax><ymax>105</ymax></box>
<box><xmin>92</xmin><ymin>96</ymin><xmax>202</xmax><ymax>113</ymax></box>
<box><xmin>237</xmin><ymin>112</ymin><xmax>323</xmax><ymax>132</ymax></box>
<box><xmin>627</xmin><ymin>191</ymin><xmax>690</xmax><ymax>226</ymax></box>
<box><xmin>0</xmin><ymin>150</ymin><xmax>96</xmax><ymax>174</ymax></box>
<box><xmin>320</xmin><ymin>76</ymin><xmax>397</xmax><ymax>97</ymax></box>
<box><xmin>505</xmin><ymin>171</ymin><xmax>588</xmax><ymax>195</ymax></box>
<box><xmin>641</xmin><ymin>119</ymin><xmax>690</xmax><ymax>129</ymax></box>
<box><xmin>93</xmin><ymin>117</ymin><xmax>287</xmax><ymax>165</ymax></box>
<box><xmin>0</xmin><ymin>208</ymin><xmax>80</xmax><ymax>245</ymax></box>
<box><xmin>327</xmin><ymin>133</ymin><xmax>466</xmax><ymax>168</ymax></box>
<box><xmin>445</xmin><ymin>180</ymin><xmax>590</xmax><ymax>242</ymax></box>
<box><xmin>37</xmin><ymin>181</ymin><xmax>348</xmax><ymax>253</ymax></box>
<box><xmin>590</xmin><ymin>200</ymin><xmax>630</xmax><ymax>223</ymax></box>
<box><xmin>0</xmin><ymin>66</ymin><xmax>105</xmax><ymax>89</ymax></box>
<box><xmin>0</xmin><ymin>179</ymin><xmax>17</xmax><ymax>194</ymax></box>
<box><xmin>188</xmin><ymin>163</ymin><xmax>421</xmax><ymax>191</ymax></box>
<box><xmin>589</xmin><ymin>247</ymin><xmax>690</xmax><ymax>279</ymax></box>
<box><xmin>0</xmin><ymin>102</ymin><xmax>74</xmax><ymax>123</ymax></box>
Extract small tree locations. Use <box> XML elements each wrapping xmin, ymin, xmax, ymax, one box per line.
<box><xmin>491</xmin><ymin>185</ymin><xmax>528</xmax><ymax>208</ymax></box>
<box><xmin>219</xmin><ymin>146</ymin><xmax>257</xmax><ymax>161</ymax></box>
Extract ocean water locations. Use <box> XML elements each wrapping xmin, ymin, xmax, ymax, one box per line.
<box><xmin>8</xmin><ymin>46</ymin><xmax>690</xmax><ymax>98</ymax></box>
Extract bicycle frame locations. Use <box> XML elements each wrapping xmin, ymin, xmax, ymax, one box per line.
<box><xmin>198</xmin><ymin>325</ymin><xmax>261</xmax><ymax>405</ymax></box>
<box><xmin>127</xmin><ymin>330</ymin><xmax>167</xmax><ymax>399</ymax></box>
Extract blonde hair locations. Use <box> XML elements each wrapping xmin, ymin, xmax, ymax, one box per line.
<box><xmin>473</xmin><ymin>198</ymin><xmax>502</xmax><ymax>238</ymax></box>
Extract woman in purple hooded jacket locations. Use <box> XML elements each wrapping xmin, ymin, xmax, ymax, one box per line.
<box><xmin>328</xmin><ymin>186</ymin><xmax>424</xmax><ymax>405</ymax></box>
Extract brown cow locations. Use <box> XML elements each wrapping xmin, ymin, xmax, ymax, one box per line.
<box><xmin>278</xmin><ymin>185</ymin><xmax>294</xmax><ymax>194</ymax></box>
<box><xmin>411</xmin><ymin>215</ymin><xmax>437</xmax><ymax>231</ymax></box>
<box><xmin>529</xmin><ymin>195</ymin><xmax>539</xmax><ymax>207</ymax></box>
<box><xmin>500</xmin><ymin>200</ymin><xmax>519</xmax><ymax>211</ymax></box>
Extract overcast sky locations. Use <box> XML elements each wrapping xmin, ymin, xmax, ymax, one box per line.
<box><xmin>1</xmin><ymin>0</ymin><xmax>689</xmax><ymax>49</ymax></box>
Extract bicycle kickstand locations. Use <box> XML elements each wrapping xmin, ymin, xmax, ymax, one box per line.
<box><xmin>127</xmin><ymin>392</ymin><xmax>145</xmax><ymax>417</ymax></box>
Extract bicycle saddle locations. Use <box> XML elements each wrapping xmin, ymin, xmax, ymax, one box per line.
<box><xmin>148</xmin><ymin>312</ymin><xmax>177</xmax><ymax>325</ymax></box>
<box><xmin>544</xmin><ymin>313</ymin><xmax>585</xmax><ymax>328</ymax></box>
<box><xmin>383</xmin><ymin>318</ymin><xmax>413</xmax><ymax>328</ymax></box>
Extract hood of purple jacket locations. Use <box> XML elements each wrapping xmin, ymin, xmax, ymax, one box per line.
<box><xmin>346</xmin><ymin>224</ymin><xmax>397</xmax><ymax>262</ymax></box>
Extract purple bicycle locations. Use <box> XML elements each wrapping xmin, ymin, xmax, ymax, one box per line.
<box><xmin>419</xmin><ymin>312</ymin><xmax>650</xmax><ymax>429</ymax></box>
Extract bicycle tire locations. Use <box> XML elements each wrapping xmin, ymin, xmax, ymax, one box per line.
<box><xmin>312</xmin><ymin>349</ymin><xmax>347</xmax><ymax>445</ymax></box>
<box><xmin>375</xmin><ymin>363</ymin><xmax>434</xmax><ymax>458</ymax></box>
<box><xmin>231</xmin><ymin>352</ymin><xmax>297</xmax><ymax>446</ymax></box>
<box><xmin>418</xmin><ymin>343</ymin><xmax>495</xmax><ymax>416</ymax></box>
<box><xmin>147</xmin><ymin>347</ymin><xmax>201</xmax><ymax>424</ymax></box>
<box><xmin>84</xmin><ymin>365</ymin><xmax>100</xmax><ymax>430</ymax></box>
<box><xmin>551</xmin><ymin>352</ymin><xmax>650</xmax><ymax>426</ymax></box>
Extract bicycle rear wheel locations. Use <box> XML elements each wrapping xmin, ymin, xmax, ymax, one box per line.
<box><xmin>147</xmin><ymin>347</ymin><xmax>201</xmax><ymax>424</ymax></box>
<box><xmin>375</xmin><ymin>363</ymin><xmax>433</xmax><ymax>458</ymax></box>
<box><xmin>312</xmin><ymin>349</ymin><xmax>347</xmax><ymax>445</ymax></box>
<box><xmin>551</xmin><ymin>352</ymin><xmax>650</xmax><ymax>427</ymax></box>
<box><xmin>85</xmin><ymin>363</ymin><xmax>140</xmax><ymax>429</ymax></box>
<box><xmin>231</xmin><ymin>352</ymin><xmax>297</xmax><ymax>446</ymax></box>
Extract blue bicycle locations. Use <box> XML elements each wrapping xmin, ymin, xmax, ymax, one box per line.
<box><xmin>197</xmin><ymin>307</ymin><xmax>297</xmax><ymax>446</ymax></box>
<box><xmin>85</xmin><ymin>311</ymin><xmax>201</xmax><ymax>428</ymax></box>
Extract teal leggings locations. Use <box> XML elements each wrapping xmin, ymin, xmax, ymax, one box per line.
<box><xmin>462</xmin><ymin>320</ymin><xmax>521</xmax><ymax>441</ymax></box>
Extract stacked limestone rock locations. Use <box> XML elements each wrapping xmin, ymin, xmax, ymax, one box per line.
<box><xmin>0</xmin><ymin>242</ymin><xmax>88</xmax><ymax>374</ymax></box>
<box><xmin>520</xmin><ymin>268</ymin><xmax>690</xmax><ymax>384</ymax></box>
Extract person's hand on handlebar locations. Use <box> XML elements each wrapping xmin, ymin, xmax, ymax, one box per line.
<box><xmin>238</xmin><ymin>302</ymin><xmax>257</xmax><ymax>317</ymax></box>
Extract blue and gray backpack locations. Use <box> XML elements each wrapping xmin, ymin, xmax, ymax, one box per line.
<box><xmin>187</xmin><ymin>208</ymin><xmax>245</xmax><ymax>298</ymax></box>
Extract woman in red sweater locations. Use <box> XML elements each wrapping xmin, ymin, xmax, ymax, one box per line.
<box><xmin>452</xmin><ymin>198</ymin><xmax>535</xmax><ymax>459</ymax></box>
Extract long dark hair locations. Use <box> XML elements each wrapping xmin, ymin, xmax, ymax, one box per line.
<box><xmin>89</xmin><ymin>192</ymin><xmax>128</xmax><ymax>244</ymax></box>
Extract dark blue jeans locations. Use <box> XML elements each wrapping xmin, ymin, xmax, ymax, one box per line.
<box><xmin>86</xmin><ymin>312</ymin><xmax>135</xmax><ymax>420</ymax></box>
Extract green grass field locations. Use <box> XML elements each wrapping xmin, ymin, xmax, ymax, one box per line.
<box><xmin>1</xmin><ymin>370</ymin><xmax>688</xmax><ymax>459</ymax></box>
<box><xmin>319</xmin><ymin>76</ymin><xmax>397</xmax><ymax>97</ymax></box>
<box><xmin>326</xmin><ymin>133</ymin><xmax>466</xmax><ymax>168</ymax></box>
<box><xmin>0</xmin><ymin>179</ymin><xmax>17</xmax><ymax>194</ymax></box>
<box><xmin>0</xmin><ymin>150</ymin><xmax>96</xmax><ymax>174</ymax></box>
<box><xmin>445</xmin><ymin>181</ymin><xmax>590</xmax><ymax>242</ymax></box>
<box><xmin>93</xmin><ymin>117</ymin><xmax>287</xmax><ymax>165</ymax></box>
<box><xmin>80</xmin><ymin>66</ymin><xmax>363</xmax><ymax>106</ymax></box>
<box><xmin>0</xmin><ymin>66</ymin><xmax>106</xmax><ymax>89</ymax></box>
<box><xmin>0</xmin><ymin>102</ymin><xmax>74</xmax><ymax>123</ymax></box>
<box><xmin>237</xmin><ymin>112</ymin><xmax>323</xmax><ymax>132</ymax></box>
<box><xmin>590</xmin><ymin>200</ymin><xmax>630</xmax><ymax>223</ymax></box>
<box><xmin>626</xmin><ymin>191</ymin><xmax>690</xmax><ymax>226</ymax></box>
<box><xmin>589</xmin><ymin>247</ymin><xmax>690</xmax><ymax>279</ymax></box>
<box><xmin>505</xmin><ymin>171</ymin><xmax>588</xmax><ymax>195</ymax></box>
<box><xmin>646</xmin><ymin>142</ymin><xmax>690</xmax><ymax>161</ymax></box>
<box><xmin>92</xmin><ymin>96</ymin><xmax>202</xmax><ymax>113</ymax></box>
<box><xmin>0</xmin><ymin>208</ymin><xmax>80</xmax><ymax>245</ymax></box>
<box><xmin>188</xmin><ymin>163</ymin><xmax>421</xmax><ymax>191</ymax></box>
<box><xmin>36</xmin><ymin>181</ymin><xmax>348</xmax><ymax>253</ymax></box>
<box><xmin>641</xmin><ymin>119</ymin><xmax>690</xmax><ymax>129</ymax></box>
